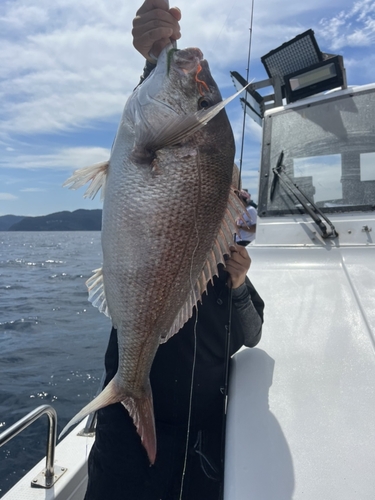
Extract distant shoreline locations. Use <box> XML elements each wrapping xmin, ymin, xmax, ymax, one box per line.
<box><xmin>0</xmin><ymin>209</ymin><xmax>102</xmax><ymax>231</ymax></box>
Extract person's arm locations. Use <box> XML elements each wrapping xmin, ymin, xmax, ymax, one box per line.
<box><xmin>232</xmin><ymin>280</ymin><xmax>263</xmax><ymax>347</ymax></box>
<box><xmin>224</xmin><ymin>244</ymin><xmax>264</xmax><ymax>347</ymax></box>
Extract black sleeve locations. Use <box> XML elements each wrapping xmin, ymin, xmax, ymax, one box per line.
<box><xmin>231</xmin><ymin>277</ymin><xmax>264</xmax><ymax>348</ymax></box>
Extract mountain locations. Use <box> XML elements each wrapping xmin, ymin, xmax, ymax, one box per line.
<box><xmin>5</xmin><ymin>209</ymin><xmax>102</xmax><ymax>231</ymax></box>
<box><xmin>0</xmin><ymin>215</ymin><xmax>25</xmax><ymax>231</ymax></box>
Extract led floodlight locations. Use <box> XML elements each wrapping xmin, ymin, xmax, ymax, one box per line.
<box><xmin>231</xmin><ymin>28</ymin><xmax>347</xmax><ymax>116</ymax></box>
<box><xmin>261</xmin><ymin>29</ymin><xmax>322</xmax><ymax>83</ymax></box>
<box><xmin>284</xmin><ymin>55</ymin><xmax>346</xmax><ymax>102</ymax></box>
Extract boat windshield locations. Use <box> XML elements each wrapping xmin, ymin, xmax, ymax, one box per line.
<box><xmin>258</xmin><ymin>87</ymin><xmax>375</xmax><ymax>216</ymax></box>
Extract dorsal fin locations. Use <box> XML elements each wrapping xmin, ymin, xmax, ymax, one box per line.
<box><xmin>160</xmin><ymin>187</ymin><xmax>244</xmax><ymax>343</ymax></box>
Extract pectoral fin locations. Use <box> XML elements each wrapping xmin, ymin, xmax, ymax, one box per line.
<box><xmin>86</xmin><ymin>267</ymin><xmax>110</xmax><ymax>318</ymax></box>
<box><xmin>132</xmin><ymin>84</ymin><xmax>250</xmax><ymax>161</ymax></box>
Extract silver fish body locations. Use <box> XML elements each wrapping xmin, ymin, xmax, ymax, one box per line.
<box><xmin>62</xmin><ymin>45</ymin><xmax>245</xmax><ymax>463</ymax></box>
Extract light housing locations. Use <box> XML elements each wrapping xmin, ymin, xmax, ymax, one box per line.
<box><xmin>284</xmin><ymin>55</ymin><xmax>346</xmax><ymax>102</ymax></box>
<box><xmin>261</xmin><ymin>30</ymin><xmax>322</xmax><ymax>85</ymax></box>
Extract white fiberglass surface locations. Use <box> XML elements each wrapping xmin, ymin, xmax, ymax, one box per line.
<box><xmin>225</xmin><ymin>246</ymin><xmax>375</xmax><ymax>500</ymax></box>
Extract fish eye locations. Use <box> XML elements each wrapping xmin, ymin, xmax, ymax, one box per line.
<box><xmin>198</xmin><ymin>97</ymin><xmax>210</xmax><ymax>110</ymax></box>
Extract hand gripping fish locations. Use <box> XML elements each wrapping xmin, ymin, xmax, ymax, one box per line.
<box><xmin>61</xmin><ymin>44</ymin><xmax>247</xmax><ymax>464</ymax></box>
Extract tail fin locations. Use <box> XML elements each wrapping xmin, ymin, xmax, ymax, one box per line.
<box><xmin>59</xmin><ymin>378</ymin><xmax>157</xmax><ymax>464</ymax></box>
<box><xmin>122</xmin><ymin>394</ymin><xmax>156</xmax><ymax>464</ymax></box>
<box><xmin>59</xmin><ymin>378</ymin><xmax>121</xmax><ymax>440</ymax></box>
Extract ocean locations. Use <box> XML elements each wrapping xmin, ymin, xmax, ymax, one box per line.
<box><xmin>0</xmin><ymin>232</ymin><xmax>109</xmax><ymax>497</ymax></box>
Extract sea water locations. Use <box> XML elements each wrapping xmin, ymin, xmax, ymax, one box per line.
<box><xmin>0</xmin><ymin>232</ymin><xmax>109</xmax><ymax>497</ymax></box>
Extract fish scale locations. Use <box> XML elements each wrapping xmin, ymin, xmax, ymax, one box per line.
<box><xmin>61</xmin><ymin>43</ymin><xmax>247</xmax><ymax>463</ymax></box>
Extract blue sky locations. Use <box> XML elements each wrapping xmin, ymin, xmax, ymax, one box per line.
<box><xmin>1</xmin><ymin>0</ymin><xmax>375</xmax><ymax>216</ymax></box>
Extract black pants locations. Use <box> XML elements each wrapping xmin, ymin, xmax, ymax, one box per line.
<box><xmin>84</xmin><ymin>404</ymin><xmax>223</xmax><ymax>500</ymax></box>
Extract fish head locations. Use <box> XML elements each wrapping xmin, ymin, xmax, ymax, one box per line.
<box><xmin>149</xmin><ymin>45</ymin><xmax>223</xmax><ymax>114</ymax></box>
<box><xmin>124</xmin><ymin>44</ymin><xmax>234</xmax><ymax>165</ymax></box>
<box><xmin>131</xmin><ymin>44</ymin><xmax>224</xmax><ymax>121</ymax></box>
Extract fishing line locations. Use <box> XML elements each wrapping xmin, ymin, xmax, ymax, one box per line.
<box><xmin>215</xmin><ymin>1</ymin><xmax>238</xmax><ymax>44</ymax></box>
<box><xmin>179</xmin><ymin>314</ymin><xmax>198</xmax><ymax>500</ymax></box>
<box><xmin>178</xmin><ymin>213</ymin><xmax>200</xmax><ymax>500</ymax></box>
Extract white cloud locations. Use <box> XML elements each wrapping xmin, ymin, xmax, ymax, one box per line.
<box><xmin>0</xmin><ymin>1</ymin><xmax>142</xmax><ymax>136</ymax></box>
<box><xmin>0</xmin><ymin>193</ymin><xmax>18</xmax><ymax>200</ymax></box>
<box><xmin>318</xmin><ymin>0</ymin><xmax>375</xmax><ymax>49</ymax></box>
<box><xmin>0</xmin><ymin>146</ymin><xmax>110</xmax><ymax>171</ymax></box>
<box><xmin>1</xmin><ymin>0</ymin><xmax>360</xmax><ymax>139</ymax></box>
<box><xmin>20</xmin><ymin>187</ymin><xmax>46</xmax><ymax>192</ymax></box>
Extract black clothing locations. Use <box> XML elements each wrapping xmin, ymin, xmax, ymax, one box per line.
<box><xmin>136</xmin><ymin>60</ymin><xmax>156</xmax><ymax>88</ymax></box>
<box><xmin>85</xmin><ymin>272</ymin><xmax>264</xmax><ymax>500</ymax></box>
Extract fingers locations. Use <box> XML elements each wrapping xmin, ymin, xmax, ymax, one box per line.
<box><xmin>224</xmin><ymin>244</ymin><xmax>251</xmax><ymax>289</ymax></box>
<box><xmin>136</xmin><ymin>0</ymin><xmax>170</xmax><ymax>16</ymax></box>
<box><xmin>229</xmin><ymin>244</ymin><xmax>251</xmax><ymax>267</ymax></box>
<box><xmin>132</xmin><ymin>1</ymin><xmax>181</xmax><ymax>61</ymax></box>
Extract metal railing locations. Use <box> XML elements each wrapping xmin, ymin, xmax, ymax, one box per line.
<box><xmin>0</xmin><ymin>404</ymin><xmax>66</xmax><ymax>488</ymax></box>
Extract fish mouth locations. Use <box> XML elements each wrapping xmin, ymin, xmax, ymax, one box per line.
<box><xmin>170</xmin><ymin>47</ymin><xmax>205</xmax><ymax>75</ymax></box>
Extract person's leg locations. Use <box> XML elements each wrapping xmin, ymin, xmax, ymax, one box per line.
<box><xmin>84</xmin><ymin>404</ymin><xmax>151</xmax><ymax>500</ymax></box>
<box><xmin>85</xmin><ymin>406</ymin><xmax>194</xmax><ymax>500</ymax></box>
<box><xmin>164</xmin><ymin>426</ymin><xmax>223</xmax><ymax>500</ymax></box>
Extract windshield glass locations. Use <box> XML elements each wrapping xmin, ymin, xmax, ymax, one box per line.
<box><xmin>259</xmin><ymin>87</ymin><xmax>375</xmax><ymax>216</ymax></box>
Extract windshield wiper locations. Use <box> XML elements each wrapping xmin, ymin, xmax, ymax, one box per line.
<box><xmin>271</xmin><ymin>151</ymin><xmax>339</xmax><ymax>239</ymax></box>
<box><xmin>270</xmin><ymin>150</ymin><xmax>284</xmax><ymax>202</ymax></box>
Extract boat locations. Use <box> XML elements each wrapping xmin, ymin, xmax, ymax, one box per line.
<box><xmin>0</xmin><ymin>408</ymin><xmax>95</xmax><ymax>499</ymax></box>
<box><xmin>225</xmin><ymin>30</ymin><xmax>375</xmax><ymax>500</ymax></box>
<box><xmin>2</xmin><ymin>30</ymin><xmax>375</xmax><ymax>500</ymax></box>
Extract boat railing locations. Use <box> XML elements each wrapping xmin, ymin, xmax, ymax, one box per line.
<box><xmin>0</xmin><ymin>404</ymin><xmax>66</xmax><ymax>489</ymax></box>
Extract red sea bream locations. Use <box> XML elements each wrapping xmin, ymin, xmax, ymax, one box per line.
<box><xmin>61</xmin><ymin>44</ymin><xmax>246</xmax><ymax>463</ymax></box>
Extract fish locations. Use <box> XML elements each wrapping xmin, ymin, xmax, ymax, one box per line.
<box><xmin>60</xmin><ymin>44</ymin><xmax>246</xmax><ymax>464</ymax></box>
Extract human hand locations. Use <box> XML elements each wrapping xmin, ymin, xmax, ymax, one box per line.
<box><xmin>132</xmin><ymin>0</ymin><xmax>181</xmax><ymax>63</ymax></box>
<box><xmin>224</xmin><ymin>244</ymin><xmax>251</xmax><ymax>289</ymax></box>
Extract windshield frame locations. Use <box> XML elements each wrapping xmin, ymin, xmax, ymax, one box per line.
<box><xmin>258</xmin><ymin>85</ymin><xmax>375</xmax><ymax>217</ymax></box>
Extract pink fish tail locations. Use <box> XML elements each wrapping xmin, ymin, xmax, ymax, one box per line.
<box><xmin>122</xmin><ymin>393</ymin><xmax>156</xmax><ymax>464</ymax></box>
<box><xmin>59</xmin><ymin>378</ymin><xmax>122</xmax><ymax>439</ymax></box>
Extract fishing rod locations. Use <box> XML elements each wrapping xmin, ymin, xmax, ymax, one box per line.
<box><xmin>237</xmin><ymin>0</ymin><xmax>255</xmax><ymax>184</ymax></box>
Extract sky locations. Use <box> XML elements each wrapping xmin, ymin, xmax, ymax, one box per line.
<box><xmin>1</xmin><ymin>0</ymin><xmax>375</xmax><ymax>216</ymax></box>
